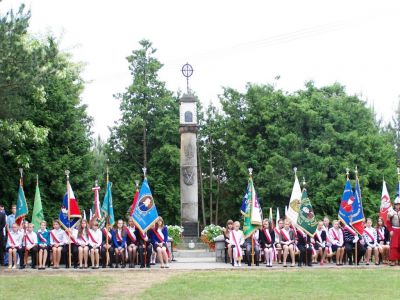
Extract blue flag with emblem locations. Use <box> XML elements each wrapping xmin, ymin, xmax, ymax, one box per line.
<box><xmin>338</xmin><ymin>179</ymin><xmax>355</xmax><ymax>227</ymax></box>
<box><xmin>132</xmin><ymin>178</ymin><xmax>159</xmax><ymax>234</ymax></box>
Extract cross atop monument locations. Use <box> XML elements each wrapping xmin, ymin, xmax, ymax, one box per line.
<box><xmin>181</xmin><ymin>63</ymin><xmax>193</xmax><ymax>94</ymax></box>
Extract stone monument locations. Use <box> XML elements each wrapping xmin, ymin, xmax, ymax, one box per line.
<box><xmin>180</xmin><ymin>63</ymin><xmax>199</xmax><ymax>237</ymax></box>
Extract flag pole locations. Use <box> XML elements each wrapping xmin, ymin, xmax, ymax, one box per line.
<box><xmin>248</xmin><ymin>168</ymin><xmax>255</xmax><ymax>266</ymax></box>
<box><xmin>105</xmin><ymin>167</ymin><xmax>110</xmax><ymax>266</ymax></box>
<box><xmin>65</xmin><ymin>169</ymin><xmax>72</xmax><ymax>268</ymax></box>
<box><xmin>302</xmin><ymin>176</ymin><xmax>308</xmax><ymax>267</ymax></box>
<box><xmin>353</xmin><ymin>167</ymin><xmax>358</xmax><ymax>266</ymax></box>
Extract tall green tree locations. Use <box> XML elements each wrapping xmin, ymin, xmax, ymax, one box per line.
<box><xmin>0</xmin><ymin>5</ymin><xmax>94</xmax><ymax>220</ymax></box>
<box><xmin>107</xmin><ymin>40</ymin><xmax>180</xmax><ymax>223</ymax></box>
<box><xmin>200</xmin><ymin>82</ymin><xmax>397</xmax><ymax>224</ymax></box>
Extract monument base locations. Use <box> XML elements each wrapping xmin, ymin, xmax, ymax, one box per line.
<box><xmin>182</xmin><ymin>221</ymin><xmax>199</xmax><ymax>237</ymax></box>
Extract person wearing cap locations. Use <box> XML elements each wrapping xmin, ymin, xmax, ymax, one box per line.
<box><xmin>388</xmin><ymin>198</ymin><xmax>400</xmax><ymax>266</ymax></box>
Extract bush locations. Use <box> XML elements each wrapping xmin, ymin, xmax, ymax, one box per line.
<box><xmin>200</xmin><ymin>224</ymin><xmax>224</xmax><ymax>250</ymax></box>
<box><xmin>166</xmin><ymin>225</ymin><xmax>184</xmax><ymax>245</ymax></box>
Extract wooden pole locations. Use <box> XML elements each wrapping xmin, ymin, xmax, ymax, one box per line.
<box><xmin>251</xmin><ymin>233</ymin><xmax>255</xmax><ymax>265</ymax></box>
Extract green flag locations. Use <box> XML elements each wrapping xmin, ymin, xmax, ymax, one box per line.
<box><xmin>242</xmin><ymin>177</ymin><xmax>263</xmax><ymax>238</ymax></box>
<box><xmin>15</xmin><ymin>178</ymin><xmax>28</xmax><ymax>226</ymax></box>
<box><xmin>32</xmin><ymin>179</ymin><xmax>44</xmax><ymax>232</ymax></box>
<box><xmin>297</xmin><ymin>188</ymin><xmax>318</xmax><ymax>236</ymax></box>
<box><xmin>101</xmin><ymin>182</ymin><xmax>114</xmax><ymax>227</ymax></box>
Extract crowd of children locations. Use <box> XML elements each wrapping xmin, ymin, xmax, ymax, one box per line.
<box><xmin>224</xmin><ymin>215</ymin><xmax>392</xmax><ymax>267</ymax></box>
<box><xmin>3</xmin><ymin>216</ymin><xmax>170</xmax><ymax>270</ymax></box>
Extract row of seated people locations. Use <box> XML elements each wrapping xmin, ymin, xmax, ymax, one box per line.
<box><xmin>5</xmin><ymin>216</ymin><xmax>171</xmax><ymax>270</ymax></box>
<box><xmin>225</xmin><ymin>216</ymin><xmax>390</xmax><ymax>267</ymax></box>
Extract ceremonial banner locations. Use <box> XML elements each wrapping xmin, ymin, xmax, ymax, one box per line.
<box><xmin>91</xmin><ymin>184</ymin><xmax>102</xmax><ymax>225</ymax></box>
<box><xmin>242</xmin><ymin>177</ymin><xmax>262</xmax><ymax>238</ymax></box>
<box><xmin>59</xmin><ymin>182</ymin><xmax>81</xmax><ymax>229</ymax></box>
<box><xmin>240</xmin><ymin>184</ymin><xmax>250</xmax><ymax>215</ymax></box>
<box><xmin>297</xmin><ymin>188</ymin><xmax>318</xmax><ymax>236</ymax></box>
<box><xmin>15</xmin><ymin>177</ymin><xmax>28</xmax><ymax>226</ymax></box>
<box><xmin>32</xmin><ymin>181</ymin><xmax>44</xmax><ymax>231</ymax></box>
<box><xmin>379</xmin><ymin>180</ymin><xmax>392</xmax><ymax>227</ymax></box>
<box><xmin>101</xmin><ymin>182</ymin><xmax>115</xmax><ymax>227</ymax></box>
<box><xmin>132</xmin><ymin>178</ymin><xmax>158</xmax><ymax>233</ymax></box>
<box><xmin>338</xmin><ymin>179</ymin><xmax>355</xmax><ymax>227</ymax></box>
<box><xmin>352</xmin><ymin>176</ymin><xmax>365</xmax><ymax>235</ymax></box>
<box><xmin>286</xmin><ymin>174</ymin><xmax>302</xmax><ymax>224</ymax></box>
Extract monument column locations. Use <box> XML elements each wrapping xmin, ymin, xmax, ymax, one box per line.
<box><xmin>179</xmin><ymin>93</ymin><xmax>199</xmax><ymax>237</ymax></box>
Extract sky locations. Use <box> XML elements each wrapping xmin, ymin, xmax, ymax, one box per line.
<box><xmin>1</xmin><ymin>0</ymin><xmax>400</xmax><ymax>139</ymax></box>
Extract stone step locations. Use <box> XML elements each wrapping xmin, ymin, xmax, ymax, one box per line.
<box><xmin>172</xmin><ymin>249</ymin><xmax>215</xmax><ymax>258</ymax></box>
<box><xmin>176</xmin><ymin>242</ymin><xmax>210</xmax><ymax>250</ymax></box>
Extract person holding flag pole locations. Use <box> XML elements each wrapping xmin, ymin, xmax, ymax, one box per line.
<box><xmin>241</xmin><ymin>168</ymin><xmax>262</xmax><ymax>266</ymax></box>
<box><xmin>388</xmin><ymin>168</ymin><xmax>400</xmax><ymax>266</ymax></box>
<box><xmin>101</xmin><ymin>167</ymin><xmax>115</xmax><ymax>267</ymax></box>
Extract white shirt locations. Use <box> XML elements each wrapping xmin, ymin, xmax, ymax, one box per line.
<box><xmin>329</xmin><ymin>227</ymin><xmax>343</xmax><ymax>246</ymax></box>
<box><xmin>24</xmin><ymin>231</ymin><xmax>38</xmax><ymax>247</ymax></box>
<box><xmin>50</xmin><ymin>228</ymin><xmax>66</xmax><ymax>246</ymax></box>
<box><xmin>77</xmin><ymin>230</ymin><xmax>89</xmax><ymax>246</ymax></box>
<box><xmin>364</xmin><ymin>227</ymin><xmax>379</xmax><ymax>247</ymax></box>
<box><xmin>7</xmin><ymin>230</ymin><xmax>23</xmax><ymax>248</ymax></box>
<box><xmin>89</xmin><ymin>229</ymin><xmax>102</xmax><ymax>247</ymax></box>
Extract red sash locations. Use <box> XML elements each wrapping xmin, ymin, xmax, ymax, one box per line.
<box><xmin>365</xmin><ymin>228</ymin><xmax>375</xmax><ymax>243</ymax></box>
<box><xmin>280</xmin><ymin>229</ymin><xmax>290</xmax><ymax>242</ymax></box>
<box><xmin>68</xmin><ymin>232</ymin><xmax>77</xmax><ymax>244</ymax></box>
<box><xmin>102</xmin><ymin>228</ymin><xmax>112</xmax><ymax>241</ymax></box>
<box><xmin>38</xmin><ymin>232</ymin><xmax>47</xmax><ymax>243</ymax></box>
<box><xmin>231</xmin><ymin>230</ymin><xmax>241</xmax><ymax>258</ymax></box>
<box><xmin>323</xmin><ymin>226</ymin><xmax>331</xmax><ymax>243</ymax></box>
<box><xmin>314</xmin><ymin>231</ymin><xmax>321</xmax><ymax>242</ymax></box>
<box><xmin>80</xmin><ymin>233</ymin><xmax>88</xmax><ymax>244</ymax></box>
<box><xmin>50</xmin><ymin>230</ymin><xmax>61</xmax><ymax>244</ymax></box>
<box><xmin>377</xmin><ymin>228</ymin><xmax>385</xmax><ymax>241</ymax></box>
<box><xmin>25</xmin><ymin>233</ymin><xmax>34</xmax><ymax>245</ymax></box>
<box><xmin>116</xmin><ymin>230</ymin><xmax>123</xmax><ymax>242</ymax></box>
<box><xmin>88</xmin><ymin>230</ymin><xmax>98</xmax><ymax>245</ymax></box>
<box><xmin>125</xmin><ymin>227</ymin><xmax>137</xmax><ymax>242</ymax></box>
<box><xmin>152</xmin><ymin>228</ymin><xmax>171</xmax><ymax>258</ymax></box>
<box><xmin>262</xmin><ymin>229</ymin><xmax>272</xmax><ymax>244</ymax></box>
<box><xmin>330</xmin><ymin>228</ymin><xmax>339</xmax><ymax>241</ymax></box>
<box><xmin>7</xmin><ymin>231</ymin><xmax>17</xmax><ymax>247</ymax></box>
<box><xmin>344</xmin><ymin>225</ymin><xmax>356</xmax><ymax>236</ymax></box>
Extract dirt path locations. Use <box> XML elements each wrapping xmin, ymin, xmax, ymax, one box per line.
<box><xmin>99</xmin><ymin>270</ymin><xmax>185</xmax><ymax>299</ymax></box>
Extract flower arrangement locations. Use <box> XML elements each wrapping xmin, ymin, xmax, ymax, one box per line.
<box><xmin>200</xmin><ymin>224</ymin><xmax>224</xmax><ymax>250</ymax></box>
<box><xmin>166</xmin><ymin>225</ymin><xmax>184</xmax><ymax>246</ymax></box>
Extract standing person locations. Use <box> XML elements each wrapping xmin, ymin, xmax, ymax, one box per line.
<box><xmin>388</xmin><ymin>198</ymin><xmax>400</xmax><ymax>266</ymax></box>
<box><xmin>314</xmin><ymin>221</ymin><xmax>328</xmax><ymax>265</ymax></box>
<box><xmin>50</xmin><ymin>220</ymin><xmax>66</xmax><ymax>269</ymax></box>
<box><xmin>364</xmin><ymin>218</ymin><xmax>380</xmax><ymax>265</ymax></box>
<box><xmin>259</xmin><ymin>219</ymin><xmax>275</xmax><ymax>267</ymax></box>
<box><xmin>296</xmin><ymin>228</ymin><xmax>312</xmax><ymax>267</ymax></box>
<box><xmin>224</xmin><ymin>220</ymin><xmax>234</xmax><ymax>264</ymax></box>
<box><xmin>377</xmin><ymin>217</ymin><xmax>390</xmax><ymax>264</ymax></box>
<box><xmin>280</xmin><ymin>220</ymin><xmax>296</xmax><ymax>267</ymax></box>
<box><xmin>77</xmin><ymin>219</ymin><xmax>90</xmax><ymax>268</ymax></box>
<box><xmin>329</xmin><ymin>220</ymin><xmax>345</xmax><ymax>266</ymax></box>
<box><xmin>245</xmin><ymin>229</ymin><xmax>260</xmax><ymax>266</ymax></box>
<box><xmin>88</xmin><ymin>221</ymin><xmax>102</xmax><ymax>269</ymax></box>
<box><xmin>23</xmin><ymin>223</ymin><xmax>38</xmax><ymax>269</ymax></box>
<box><xmin>150</xmin><ymin>217</ymin><xmax>170</xmax><ymax>268</ymax></box>
<box><xmin>274</xmin><ymin>219</ymin><xmax>284</xmax><ymax>264</ymax></box>
<box><xmin>112</xmin><ymin>219</ymin><xmax>127</xmax><ymax>268</ymax></box>
<box><xmin>37</xmin><ymin>221</ymin><xmax>50</xmax><ymax>270</ymax></box>
<box><xmin>125</xmin><ymin>218</ymin><xmax>138</xmax><ymax>268</ymax></box>
<box><xmin>0</xmin><ymin>204</ymin><xmax>6</xmax><ymax>266</ymax></box>
<box><xmin>101</xmin><ymin>226</ymin><xmax>114</xmax><ymax>268</ymax></box>
<box><xmin>6</xmin><ymin>223</ymin><xmax>23</xmax><ymax>269</ymax></box>
<box><xmin>136</xmin><ymin>229</ymin><xmax>152</xmax><ymax>268</ymax></box>
<box><xmin>229</xmin><ymin>221</ymin><xmax>245</xmax><ymax>267</ymax></box>
<box><xmin>6</xmin><ymin>204</ymin><xmax>16</xmax><ymax>230</ymax></box>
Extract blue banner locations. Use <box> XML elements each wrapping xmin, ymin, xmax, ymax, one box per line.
<box><xmin>132</xmin><ymin>178</ymin><xmax>159</xmax><ymax>233</ymax></box>
<box><xmin>338</xmin><ymin>179</ymin><xmax>355</xmax><ymax>226</ymax></box>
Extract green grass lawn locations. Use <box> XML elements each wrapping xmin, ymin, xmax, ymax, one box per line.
<box><xmin>1</xmin><ymin>269</ymin><xmax>399</xmax><ymax>300</ymax></box>
<box><xmin>140</xmin><ymin>269</ymin><xmax>400</xmax><ymax>300</ymax></box>
<box><xmin>0</xmin><ymin>273</ymin><xmax>112</xmax><ymax>300</ymax></box>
